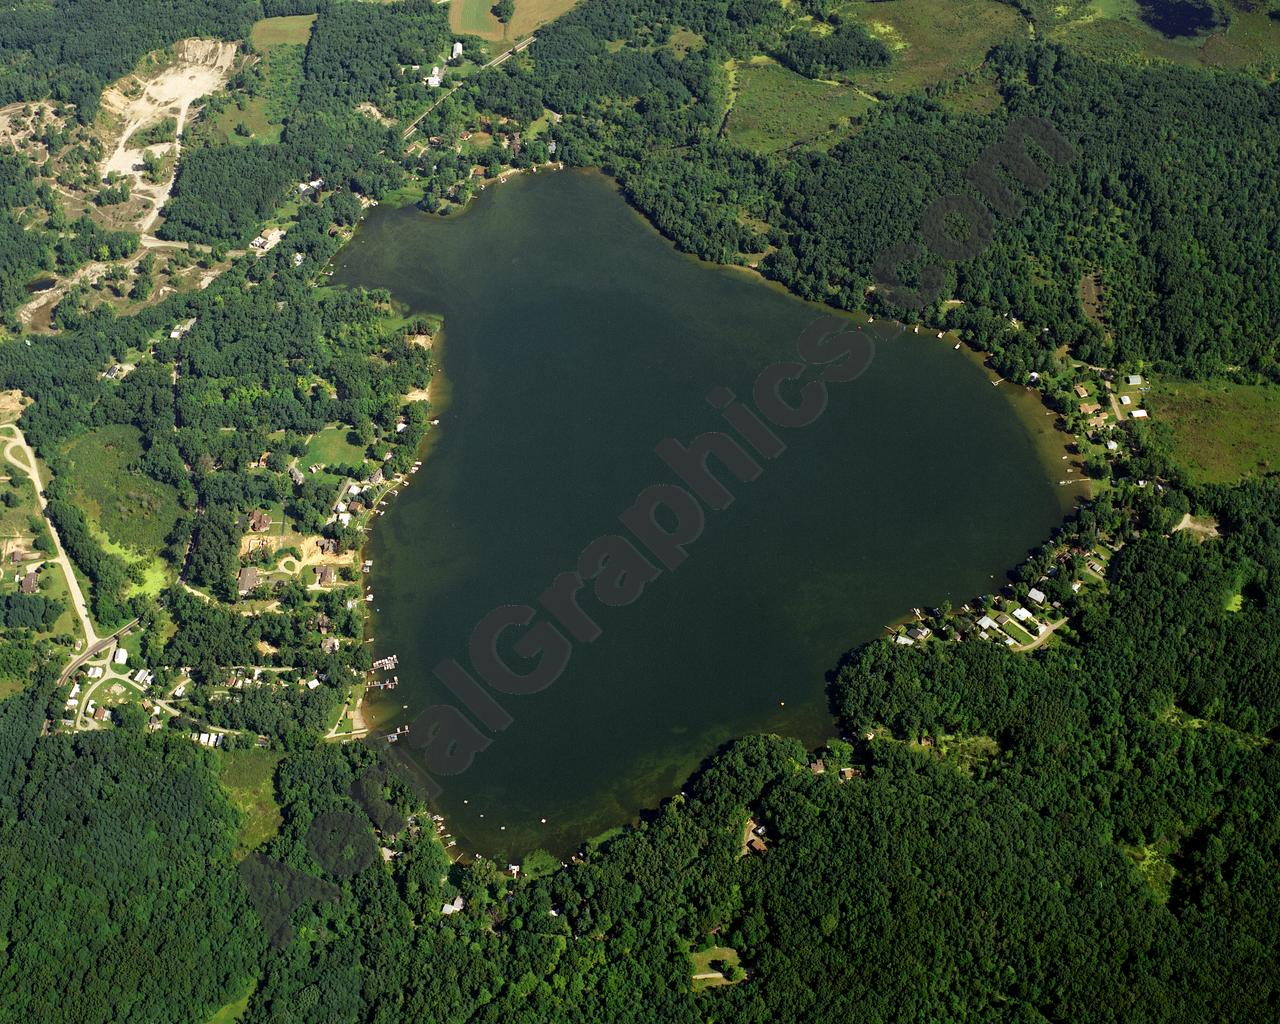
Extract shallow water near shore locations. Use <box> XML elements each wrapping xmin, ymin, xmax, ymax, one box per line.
<box><xmin>331</xmin><ymin>170</ymin><xmax>1079</xmax><ymax>860</ymax></box>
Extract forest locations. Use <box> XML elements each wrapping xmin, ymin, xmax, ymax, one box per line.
<box><xmin>0</xmin><ymin>0</ymin><xmax>1277</xmax><ymax>1018</ymax></box>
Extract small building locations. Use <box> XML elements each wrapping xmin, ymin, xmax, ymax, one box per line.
<box><xmin>237</xmin><ymin>566</ymin><xmax>260</xmax><ymax>596</ymax></box>
<box><xmin>19</xmin><ymin>571</ymin><xmax>38</xmax><ymax>594</ymax></box>
<box><xmin>289</xmin><ymin>466</ymin><xmax>305</xmax><ymax>485</ymax></box>
<box><xmin>113</xmin><ymin>646</ymin><xmax>128</xmax><ymax>666</ymax></box>
<box><xmin>1131</xmin><ymin>409</ymin><xmax>1149</xmax><ymax>419</ymax></box>
<box><xmin>1125</xmin><ymin>374</ymin><xmax>1144</xmax><ymax>386</ymax></box>
<box><xmin>441</xmin><ymin>894</ymin><xmax>466</xmax><ymax>916</ymax></box>
<box><xmin>1105</xmin><ymin>440</ymin><xmax>1119</xmax><ymax>452</ymax></box>
<box><xmin>247</xmin><ymin>509</ymin><xmax>271</xmax><ymax>533</ymax></box>
<box><xmin>93</xmin><ymin>706</ymin><xmax>109</xmax><ymax>722</ymax></box>
<box><xmin>368</xmin><ymin>467</ymin><xmax>385</xmax><ymax>487</ymax></box>
<box><xmin>906</xmin><ymin>626</ymin><xmax>931</xmax><ymax>641</ymax></box>
<box><xmin>317</xmin><ymin>566</ymin><xmax>336</xmax><ymax>587</ymax></box>
<box><xmin>452</xmin><ymin>40</ymin><xmax>464</xmax><ymax>59</ymax></box>
<box><xmin>1120</xmin><ymin>394</ymin><xmax>1132</xmax><ymax>406</ymax></box>
<box><xmin>1073</xmin><ymin>384</ymin><xmax>1089</xmax><ymax>399</ymax></box>
<box><xmin>1027</xmin><ymin>587</ymin><xmax>1046</xmax><ymax>605</ymax></box>
<box><xmin>995</xmin><ymin>613</ymin><xmax>1012</xmax><ymax>626</ymax></box>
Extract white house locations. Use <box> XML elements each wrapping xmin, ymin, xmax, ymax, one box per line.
<box><xmin>113</xmin><ymin>647</ymin><xmax>128</xmax><ymax>666</ymax></box>
<box><xmin>1027</xmin><ymin>587</ymin><xmax>1046</xmax><ymax>605</ymax></box>
<box><xmin>452</xmin><ymin>40</ymin><xmax>464</xmax><ymax>59</ymax></box>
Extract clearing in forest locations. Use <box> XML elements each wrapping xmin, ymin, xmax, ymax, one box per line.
<box><xmin>725</xmin><ymin>58</ymin><xmax>872</xmax><ymax>153</ymax></box>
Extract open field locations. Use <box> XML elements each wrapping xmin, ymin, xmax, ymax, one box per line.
<box><xmin>302</xmin><ymin>425</ymin><xmax>369</xmax><ymax>470</ymax></box>
<box><xmin>691</xmin><ymin>945</ymin><xmax>743</xmax><ymax>991</ymax></box>
<box><xmin>60</xmin><ymin>425</ymin><xmax>181</xmax><ymax>559</ymax></box>
<box><xmin>1148</xmin><ymin>379</ymin><xmax>1280</xmax><ymax>484</ymax></box>
<box><xmin>1048</xmin><ymin>0</ymin><xmax>1280</xmax><ymax>73</ymax></box>
<box><xmin>219</xmin><ymin>748</ymin><xmax>284</xmax><ymax>854</ymax></box>
<box><xmin>250</xmin><ymin>14</ymin><xmax>317</xmax><ymax>48</ymax></box>
<box><xmin>452</xmin><ymin>0</ymin><xmax>579</xmax><ymax>42</ymax></box>
<box><xmin>725</xmin><ymin>59</ymin><xmax>874</xmax><ymax>153</ymax></box>
<box><xmin>837</xmin><ymin>0</ymin><xmax>1026</xmax><ymax>95</ymax></box>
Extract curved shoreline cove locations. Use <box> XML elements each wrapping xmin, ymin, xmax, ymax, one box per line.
<box><xmin>331</xmin><ymin>170</ymin><xmax>1082</xmax><ymax>860</ymax></box>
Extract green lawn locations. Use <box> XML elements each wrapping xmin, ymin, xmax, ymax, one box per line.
<box><xmin>691</xmin><ymin>945</ymin><xmax>743</xmax><ymax>991</ymax></box>
<box><xmin>219</xmin><ymin>748</ymin><xmax>284</xmax><ymax>855</ymax></box>
<box><xmin>726</xmin><ymin>59</ymin><xmax>873</xmax><ymax>154</ymax></box>
<box><xmin>1149</xmin><ymin>379</ymin><xmax>1280</xmax><ymax>484</ymax></box>
<box><xmin>302</xmin><ymin>425</ymin><xmax>369</xmax><ymax>471</ymax></box>
<box><xmin>60</xmin><ymin>425</ymin><xmax>180</xmax><ymax>560</ymax></box>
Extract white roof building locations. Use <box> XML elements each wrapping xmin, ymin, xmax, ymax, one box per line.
<box><xmin>1126</xmin><ymin>374</ymin><xmax>1144</xmax><ymax>386</ymax></box>
<box><xmin>452</xmin><ymin>41</ymin><xmax>464</xmax><ymax>59</ymax></box>
<box><xmin>1027</xmin><ymin>587</ymin><xmax>1046</xmax><ymax>605</ymax></box>
<box><xmin>1131</xmin><ymin>409</ymin><xmax>1149</xmax><ymax>419</ymax></box>
<box><xmin>113</xmin><ymin>647</ymin><xmax>128</xmax><ymax>665</ymax></box>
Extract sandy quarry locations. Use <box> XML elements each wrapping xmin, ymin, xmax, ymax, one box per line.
<box><xmin>99</xmin><ymin>38</ymin><xmax>239</xmax><ymax>232</ymax></box>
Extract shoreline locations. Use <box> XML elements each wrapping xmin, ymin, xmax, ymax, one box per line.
<box><xmin>328</xmin><ymin>171</ymin><xmax>1097</xmax><ymax>860</ymax></box>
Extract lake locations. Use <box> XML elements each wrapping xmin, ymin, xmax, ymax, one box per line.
<box><xmin>331</xmin><ymin>170</ymin><xmax>1080</xmax><ymax>860</ymax></box>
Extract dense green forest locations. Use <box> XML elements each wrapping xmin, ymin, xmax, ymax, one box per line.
<box><xmin>457</xmin><ymin>0</ymin><xmax>1280</xmax><ymax>378</ymax></box>
<box><xmin>1</xmin><ymin>476</ymin><xmax>1275</xmax><ymax>1022</ymax></box>
<box><xmin>0</xmin><ymin>0</ymin><xmax>258</xmax><ymax>119</ymax></box>
<box><xmin>1</xmin><ymin>0</ymin><xmax>1278</xmax><ymax>1018</ymax></box>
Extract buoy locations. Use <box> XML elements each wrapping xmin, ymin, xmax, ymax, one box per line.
<box><xmin>540</xmin><ymin>818</ymin><xmax>547</xmax><ymax>824</ymax></box>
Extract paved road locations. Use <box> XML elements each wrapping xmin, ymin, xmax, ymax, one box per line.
<box><xmin>62</xmin><ymin>619</ymin><xmax>139</xmax><ymax>694</ymax></box>
<box><xmin>2</xmin><ymin>425</ymin><xmax>100</xmax><ymax>650</ymax></box>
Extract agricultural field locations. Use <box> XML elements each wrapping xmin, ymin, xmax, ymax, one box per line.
<box><xmin>451</xmin><ymin>0</ymin><xmax>581</xmax><ymax>42</ymax></box>
<box><xmin>725</xmin><ymin>59</ymin><xmax>874</xmax><ymax>153</ymax></box>
<box><xmin>1148</xmin><ymin>379</ymin><xmax>1280</xmax><ymax>484</ymax></box>
<box><xmin>218</xmin><ymin>748</ymin><xmax>285</xmax><ymax>855</ymax></box>
<box><xmin>60</xmin><ymin>424</ymin><xmax>181</xmax><ymax>560</ymax></box>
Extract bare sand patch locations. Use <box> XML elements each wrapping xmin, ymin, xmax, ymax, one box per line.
<box><xmin>99</xmin><ymin>39</ymin><xmax>239</xmax><ymax>233</ymax></box>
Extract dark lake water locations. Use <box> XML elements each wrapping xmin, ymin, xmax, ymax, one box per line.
<box><xmin>331</xmin><ymin>170</ymin><xmax>1078</xmax><ymax>861</ymax></box>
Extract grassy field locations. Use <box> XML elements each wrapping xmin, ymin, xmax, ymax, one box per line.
<box><xmin>1149</xmin><ymin>379</ymin><xmax>1280</xmax><ymax>484</ymax></box>
<box><xmin>207</xmin><ymin>979</ymin><xmax>257</xmax><ymax>1024</ymax></box>
<box><xmin>1047</xmin><ymin>0</ymin><xmax>1280</xmax><ymax>73</ymax></box>
<box><xmin>210</xmin><ymin>16</ymin><xmax>311</xmax><ymax>144</ymax></box>
<box><xmin>452</xmin><ymin>0</ymin><xmax>580</xmax><ymax>42</ymax></box>
<box><xmin>691</xmin><ymin>945</ymin><xmax>743</xmax><ymax>991</ymax></box>
<box><xmin>302</xmin><ymin>425</ymin><xmax>368</xmax><ymax>470</ymax></box>
<box><xmin>60</xmin><ymin>425</ymin><xmax>180</xmax><ymax>560</ymax></box>
<box><xmin>726</xmin><ymin>59</ymin><xmax>874</xmax><ymax>153</ymax></box>
<box><xmin>250</xmin><ymin>14</ymin><xmax>317</xmax><ymax>48</ymax></box>
<box><xmin>836</xmin><ymin>0</ymin><xmax>1025</xmax><ymax>96</ymax></box>
<box><xmin>219</xmin><ymin>748</ymin><xmax>285</xmax><ymax>854</ymax></box>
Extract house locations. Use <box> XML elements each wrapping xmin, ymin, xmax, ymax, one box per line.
<box><xmin>978</xmin><ymin>615</ymin><xmax>998</xmax><ymax>631</ymax></box>
<box><xmin>19</xmin><ymin>571</ymin><xmax>37</xmax><ymax>594</ymax></box>
<box><xmin>809</xmin><ymin>759</ymin><xmax>826</xmax><ymax>775</ymax></box>
<box><xmin>250</xmin><ymin>228</ymin><xmax>285</xmax><ymax>252</ymax></box>
<box><xmin>317</xmin><ymin>566</ymin><xmax>336</xmax><ymax>587</ymax></box>
<box><xmin>1012</xmin><ymin>607</ymin><xmax>1034</xmax><ymax>623</ymax></box>
<box><xmin>426</xmin><ymin>67</ymin><xmax>442</xmax><ymax>87</ymax></box>
<box><xmin>237</xmin><ymin>566</ymin><xmax>260</xmax><ymax>596</ymax></box>
<box><xmin>169</xmin><ymin>318</ymin><xmax>196</xmax><ymax>339</ymax></box>
<box><xmin>321</xmin><ymin>637</ymin><xmax>340</xmax><ymax>654</ymax></box>
<box><xmin>1073</xmin><ymin>384</ymin><xmax>1089</xmax><ymax>399</ymax></box>
<box><xmin>368</xmin><ymin>467</ymin><xmax>385</xmax><ymax>487</ymax></box>
<box><xmin>289</xmin><ymin>466</ymin><xmax>305</xmax><ymax>485</ymax></box>
<box><xmin>1126</xmin><ymin>374</ymin><xmax>1144</xmax><ymax>386</ymax></box>
<box><xmin>995</xmin><ymin>613</ymin><xmax>1012</xmax><ymax>626</ymax></box>
<box><xmin>894</xmin><ymin>634</ymin><xmax>914</xmax><ymax>645</ymax></box>
<box><xmin>441</xmin><ymin>894</ymin><xmax>466</xmax><ymax>915</ymax></box>
<box><xmin>93</xmin><ymin>706</ymin><xmax>109</xmax><ymax>722</ymax></box>
<box><xmin>1106</xmin><ymin>440</ymin><xmax>1119</xmax><ymax>451</ymax></box>
<box><xmin>839</xmin><ymin>767</ymin><xmax>856</xmax><ymax>780</ymax></box>
<box><xmin>113</xmin><ymin>646</ymin><xmax>128</xmax><ymax>666</ymax></box>
<box><xmin>906</xmin><ymin>626</ymin><xmax>931</xmax><ymax>641</ymax></box>
<box><xmin>1079</xmin><ymin>401</ymin><xmax>1102</xmax><ymax>415</ymax></box>
<box><xmin>1088</xmin><ymin>414</ymin><xmax>1110</xmax><ymax>430</ymax></box>
<box><xmin>247</xmin><ymin>509</ymin><xmax>271</xmax><ymax>533</ymax></box>
<box><xmin>1027</xmin><ymin>587</ymin><xmax>1046</xmax><ymax>605</ymax></box>
<box><xmin>452</xmin><ymin>40</ymin><xmax>464</xmax><ymax>59</ymax></box>
<box><xmin>1131</xmin><ymin>409</ymin><xmax>1149</xmax><ymax>419</ymax></box>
